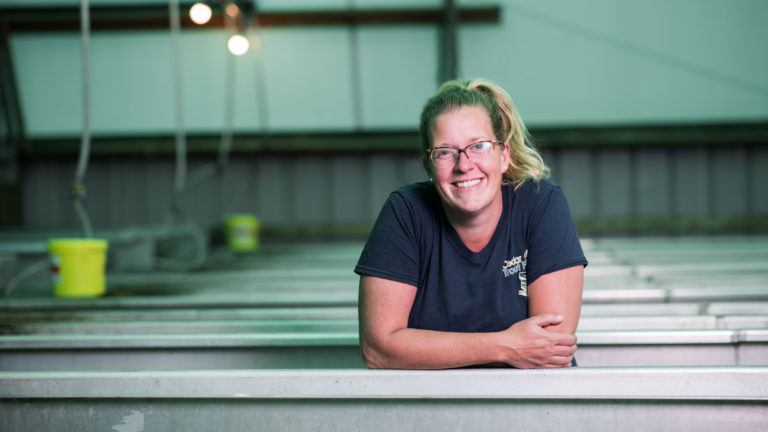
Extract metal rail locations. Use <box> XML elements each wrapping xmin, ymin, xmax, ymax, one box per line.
<box><xmin>1</xmin><ymin>329</ymin><xmax>766</xmax><ymax>370</ymax></box>
<box><xmin>1</xmin><ymin>368</ymin><xmax>766</xmax><ymax>432</ymax></box>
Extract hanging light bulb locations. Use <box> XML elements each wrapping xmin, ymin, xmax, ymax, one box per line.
<box><xmin>228</xmin><ymin>34</ymin><xmax>249</xmax><ymax>56</ymax></box>
<box><xmin>189</xmin><ymin>2</ymin><xmax>212</xmax><ymax>25</ymax></box>
<box><xmin>225</xmin><ymin>3</ymin><xmax>240</xmax><ymax>18</ymax></box>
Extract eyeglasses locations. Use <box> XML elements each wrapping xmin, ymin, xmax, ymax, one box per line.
<box><xmin>426</xmin><ymin>140</ymin><xmax>502</xmax><ymax>168</ymax></box>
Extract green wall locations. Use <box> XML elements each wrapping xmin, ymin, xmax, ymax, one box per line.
<box><xmin>5</xmin><ymin>0</ymin><xmax>767</xmax><ymax>139</ymax></box>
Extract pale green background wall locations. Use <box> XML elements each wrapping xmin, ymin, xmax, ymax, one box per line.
<box><xmin>6</xmin><ymin>0</ymin><xmax>767</xmax><ymax>138</ymax></box>
<box><xmin>2</xmin><ymin>0</ymin><xmax>767</xmax><ymax>233</ymax></box>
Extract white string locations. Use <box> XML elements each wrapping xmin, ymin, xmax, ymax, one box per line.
<box><xmin>74</xmin><ymin>0</ymin><xmax>93</xmax><ymax>238</ymax></box>
<box><xmin>219</xmin><ymin>10</ymin><xmax>236</xmax><ymax>168</ymax></box>
<box><xmin>169</xmin><ymin>0</ymin><xmax>187</xmax><ymax>221</ymax></box>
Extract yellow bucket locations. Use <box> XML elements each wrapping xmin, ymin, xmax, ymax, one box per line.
<box><xmin>225</xmin><ymin>214</ymin><xmax>260</xmax><ymax>252</ymax></box>
<box><xmin>48</xmin><ymin>238</ymin><xmax>108</xmax><ymax>297</ymax></box>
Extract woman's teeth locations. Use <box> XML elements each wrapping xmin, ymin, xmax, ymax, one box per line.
<box><xmin>455</xmin><ymin>179</ymin><xmax>481</xmax><ymax>188</ymax></box>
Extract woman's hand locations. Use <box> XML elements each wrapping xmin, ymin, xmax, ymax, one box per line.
<box><xmin>496</xmin><ymin>314</ymin><xmax>577</xmax><ymax>368</ymax></box>
<box><xmin>360</xmin><ymin>274</ymin><xmax>579</xmax><ymax>369</ymax></box>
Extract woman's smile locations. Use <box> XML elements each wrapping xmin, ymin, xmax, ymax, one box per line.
<box><xmin>454</xmin><ymin>178</ymin><xmax>483</xmax><ymax>189</ymax></box>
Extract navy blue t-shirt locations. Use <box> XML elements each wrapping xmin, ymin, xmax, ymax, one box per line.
<box><xmin>354</xmin><ymin>179</ymin><xmax>587</xmax><ymax>332</ymax></box>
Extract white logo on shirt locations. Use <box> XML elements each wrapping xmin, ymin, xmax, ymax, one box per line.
<box><xmin>502</xmin><ymin>250</ymin><xmax>528</xmax><ymax>296</ymax></box>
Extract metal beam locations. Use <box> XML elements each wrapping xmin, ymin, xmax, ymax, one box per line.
<box><xmin>0</xmin><ymin>5</ymin><xmax>500</xmax><ymax>32</ymax></box>
<box><xmin>1</xmin><ymin>329</ymin><xmax>766</xmax><ymax>370</ymax></box>
<box><xmin>17</xmin><ymin>122</ymin><xmax>768</xmax><ymax>157</ymax></box>
<box><xmin>0</xmin><ymin>22</ymin><xmax>23</xmax><ymax>226</ymax></box>
<box><xmin>1</xmin><ymin>368</ymin><xmax>766</xmax><ymax>431</ymax></box>
<box><xmin>440</xmin><ymin>0</ymin><xmax>459</xmax><ymax>82</ymax></box>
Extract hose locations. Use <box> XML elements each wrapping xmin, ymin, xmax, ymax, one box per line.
<box><xmin>73</xmin><ymin>0</ymin><xmax>93</xmax><ymax>238</ymax></box>
<box><xmin>169</xmin><ymin>0</ymin><xmax>187</xmax><ymax>222</ymax></box>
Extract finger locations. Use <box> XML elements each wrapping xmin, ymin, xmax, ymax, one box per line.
<box><xmin>550</xmin><ymin>332</ymin><xmax>577</xmax><ymax>346</ymax></box>
<box><xmin>540</xmin><ymin>358</ymin><xmax>573</xmax><ymax>368</ymax></box>
<box><xmin>531</xmin><ymin>313</ymin><xmax>564</xmax><ymax>328</ymax></box>
<box><xmin>551</xmin><ymin>344</ymin><xmax>578</xmax><ymax>357</ymax></box>
<box><xmin>546</xmin><ymin>355</ymin><xmax>575</xmax><ymax>367</ymax></box>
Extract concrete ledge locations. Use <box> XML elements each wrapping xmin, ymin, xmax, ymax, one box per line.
<box><xmin>2</xmin><ymin>367</ymin><xmax>767</xmax><ymax>400</ymax></box>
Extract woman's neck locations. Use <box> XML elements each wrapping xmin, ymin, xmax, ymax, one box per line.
<box><xmin>443</xmin><ymin>198</ymin><xmax>503</xmax><ymax>253</ymax></box>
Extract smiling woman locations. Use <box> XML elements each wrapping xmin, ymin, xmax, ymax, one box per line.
<box><xmin>355</xmin><ymin>78</ymin><xmax>587</xmax><ymax>369</ymax></box>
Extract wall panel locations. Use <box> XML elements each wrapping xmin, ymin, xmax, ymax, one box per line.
<box><xmin>596</xmin><ymin>149</ymin><xmax>632</xmax><ymax>218</ymax></box>
<box><xmin>635</xmin><ymin>149</ymin><xmax>670</xmax><ymax>218</ymax></box>
<box><xmin>24</xmin><ymin>159</ymin><xmax>77</xmax><ymax>230</ymax></box>
<box><xmin>16</xmin><ymin>144</ymin><xmax>767</xmax><ymax>234</ymax></box>
<box><xmin>556</xmin><ymin>148</ymin><xmax>594</xmax><ymax>219</ymax></box>
<box><xmin>671</xmin><ymin>147</ymin><xmax>709</xmax><ymax>218</ymax></box>
<box><xmin>711</xmin><ymin>148</ymin><xmax>749</xmax><ymax>218</ymax></box>
<box><xmin>401</xmin><ymin>154</ymin><xmax>427</xmax><ymax>187</ymax></box>
<box><xmin>213</xmin><ymin>158</ymin><xmax>255</xmax><ymax>222</ymax></box>
<box><xmin>366</xmin><ymin>154</ymin><xmax>401</xmax><ymax>219</ymax></box>
<box><xmin>331</xmin><ymin>154</ymin><xmax>369</xmax><ymax>224</ymax></box>
<box><xmin>253</xmin><ymin>156</ymin><xmax>290</xmax><ymax>225</ymax></box>
<box><xmin>260</xmin><ymin>27</ymin><xmax>356</xmax><ymax>132</ymax></box>
<box><xmin>751</xmin><ymin>147</ymin><xmax>768</xmax><ymax>215</ymax></box>
<box><xmin>356</xmin><ymin>25</ymin><xmax>438</xmax><ymax>129</ymax></box>
<box><xmin>290</xmin><ymin>157</ymin><xmax>333</xmax><ymax>225</ymax></box>
<box><xmin>84</xmin><ymin>159</ymin><xmax>113</xmax><ymax>228</ymax></box>
<box><xmin>145</xmin><ymin>158</ymin><xmax>176</xmax><ymax>225</ymax></box>
<box><xmin>185</xmin><ymin>160</ymin><xmax>220</xmax><ymax>227</ymax></box>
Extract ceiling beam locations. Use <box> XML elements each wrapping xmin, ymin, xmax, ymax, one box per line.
<box><xmin>1</xmin><ymin>5</ymin><xmax>500</xmax><ymax>32</ymax></box>
<box><xmin>18</xmin><ymin>122</ymin><xmax>768</xmax><ymax>157</ymax></box>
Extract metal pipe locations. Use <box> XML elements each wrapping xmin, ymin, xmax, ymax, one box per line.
<box><xmin>440</xmin><ymin>0</ymin><xmax>458</xmax><ymax>82</ymax></box>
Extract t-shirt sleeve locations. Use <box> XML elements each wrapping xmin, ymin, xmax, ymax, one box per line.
<box><xmin>525</xmin><ymin>184</ymin><xmax>588</xmax><ymax>285</ymax></box>
<box><xmin>354</xmin><ymin>191</ymin><xmax>421</xmax><ymax>287</ymax></box>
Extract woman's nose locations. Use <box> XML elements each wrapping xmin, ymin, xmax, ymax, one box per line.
<box><xmin>454</xmin><ymin>150</ymin><xmax>474</xmax><ymax>171</ymax></box>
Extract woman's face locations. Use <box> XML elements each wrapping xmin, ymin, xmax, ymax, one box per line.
<box><xmin>429</xmin><ymin>105</ymin><xmax>510</xmax><ymax>221</ymax></box>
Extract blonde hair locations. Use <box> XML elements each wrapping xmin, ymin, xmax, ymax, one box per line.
<box><xmin>419</xmin><ymin>78</ymin><xmax>549</xmax><ymax>188</ymax></box>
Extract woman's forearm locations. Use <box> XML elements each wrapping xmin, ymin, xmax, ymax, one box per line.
<box><xmin>527</xmin><ymin>266</ymin><xmax>584</xmax><ymax>334</ymax></box>
<box><xmin>360</xmin><ymin>314</ymin><xmax>577</xmax><ymax>369</ymax></box>
<box><xmin>359</xmin><ymin>275</ymin><xmax>577</xmax><ymax>369</ymax></box>
<box><xmin>361</xmin><ymin>327</ymin><xmax>503</xmax><ymax>369</ymax></box>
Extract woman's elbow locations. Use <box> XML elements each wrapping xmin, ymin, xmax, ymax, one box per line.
<box><xmin>360</xmin><ymin>339</ymin><xmax>388</xmax><ymax>369</ymax></box>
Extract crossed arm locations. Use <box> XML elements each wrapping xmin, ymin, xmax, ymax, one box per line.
<box><xmin>358</xmin><ymin>265</ymin><xmax>584</xmax><ymax>369</ymax></box>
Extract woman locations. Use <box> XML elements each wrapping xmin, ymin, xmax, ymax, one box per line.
<box><xmin>355</xmin><ymin>79</ymin><xmax>587</xmax><ymax>369</ymax></box>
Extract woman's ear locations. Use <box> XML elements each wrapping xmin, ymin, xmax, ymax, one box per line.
<box><xmin>500</xmin><ymin>142</ymin><xmax>511</xmax><ymax>171</ymax></box>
